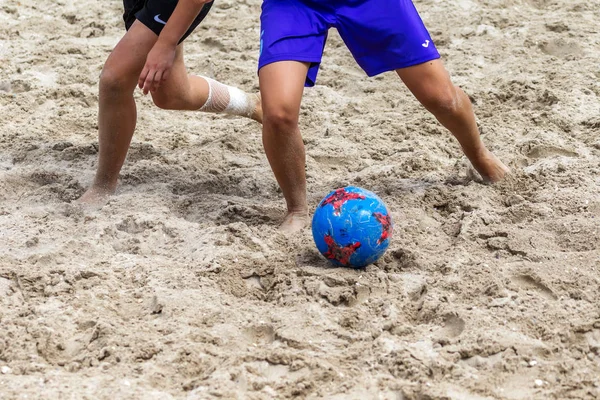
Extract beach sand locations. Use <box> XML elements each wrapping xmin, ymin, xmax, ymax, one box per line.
<box><xmin>1</xmin><ymin>0</ymin><xmax>599</xmax><ymax>398</ymax></box>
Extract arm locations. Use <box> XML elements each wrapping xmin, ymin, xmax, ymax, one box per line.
<box><xmin>138</xmin><ymin>0</ymin><xmax>212</xmax><ymax>94</ymax></box>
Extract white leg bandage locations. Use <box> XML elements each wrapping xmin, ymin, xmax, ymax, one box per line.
<box><xmin>198</xmin><ymin>77</ymin><xmax>257</xmax><ymax>118</ymax></box>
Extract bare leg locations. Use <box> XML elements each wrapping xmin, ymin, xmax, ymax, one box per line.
<box><xmin>396</xmin><ymin>60</ymin><xmax>509</xmax><ymax>182</ymax></box>
<box><xmin>150</xmin><ymin>44</ymin><xmax>262</xmax><ymax>123</ymax></box>
<box><xmin>78</xmin><ymin>21</ymin><xmax>262</xmax><ymax>204</ymax></box>
<box><xmin>78</xmin><ymin>21</ymin><xmax>156</xmax><ymax>204</ymax></box>
<box><xmin>259</xmin><ymin>62</ymin><xmax>310</xmax><ymax>233</ymax></box>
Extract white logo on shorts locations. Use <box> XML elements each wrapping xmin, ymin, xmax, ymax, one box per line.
<box><xmin>422</xmin><ymin>40</ymin><xmax>430</xmax><ymax>48</ymax></box>
<box><xmin>154</xmin><ymin>14</ymin><xmax>167</xmax><ymax>25</ymax></box>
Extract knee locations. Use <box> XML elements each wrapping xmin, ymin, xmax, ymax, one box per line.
<box><xmin>419</xmin><ymin>85</ymin><xmax>461</xmax><ymax>116</ymax></box>
<box><xmin>263</xmin><ymin>105</ymin><xmax>299</xmax><ymax>132</ymax></box>
<box><xmin>99</xmin><ymin>64</ymin><xmax>137</xmax><ymax>97</ymax></box>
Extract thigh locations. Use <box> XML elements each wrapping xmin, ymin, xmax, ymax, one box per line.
<box><xmin>336</xmin><ymin>0</ymin><xmax>440</xmax><ymax>77</ymax></box>
<box><xmin>395</xmin><ymin>59</ymin><xmax>455</xmax><ymax>106</ymax></box>
<box><xmin>104</xmin><ymin>20</ymin><xmax>158</xmax><ymax>86</ymax></box>
<box><xmin>259</xmin><ymin>61</ymin><xmax>309</xmax><ymax>121</ymax></box>
<box><xmin>150</xmin><ymin>44</ymin><xmax>195</xmax><ymax>102</ymax></box>
<box><xmin>259</xmin><ymin>0</ymin><xmax>330</xmax><ymax>87</ymax></box>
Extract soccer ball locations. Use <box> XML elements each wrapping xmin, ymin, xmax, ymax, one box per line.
<box><xmin>312</xmin><ymin>186</ymin><xmax>393</xmax><ymax>268</ymax></box>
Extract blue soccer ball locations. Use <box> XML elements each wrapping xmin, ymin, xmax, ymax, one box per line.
<box><xmin>312</xmin><ymin>186</ymin><xmax>393</xmax><ymax>268</ymax></box>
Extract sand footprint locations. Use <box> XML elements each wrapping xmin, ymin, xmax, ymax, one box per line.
<box><xmin>539</xmin><ymin>38</ymin><xmax>583</xmax><ymax>58</ymax></box>
<box><xmin>242</xmin><ymin>324</ymin><xmax>275</xmax><ymax>346</ymax></box>
<box><xmin>0</xmin><ymin>276</ymin><xmax>26</xmax><ymax>307</ymax></box>
<box><xmin>521</xmin><ymin>140</ymin><xmax>578</xmax><ymax>159</ymax></box>
<box><xmin>435</xmin><ymin>314</ymin><xmax>466</xmax><ymax>341</ymax></box>
<box><xmin>511</xmin><ymin>274</ymin><xmax>558</xmax><ymax>301</ymax></box>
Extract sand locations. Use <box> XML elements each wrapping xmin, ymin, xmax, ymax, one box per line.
<box><xmin>1</xmin><ymin>0</ymin><xmax>600</xmax><ymax>398</ymax></box>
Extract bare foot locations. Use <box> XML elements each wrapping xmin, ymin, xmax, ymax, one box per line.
<box><xmin>469</xmin><ymin>148</ymin><xmax>510</xmax><ymax>183</ymax></box>
<box><xmin>76</xmin><ymin>184</ymin><xmax>115</xmax><ymax>205</ymax></box>
<box><xmin>250</xmin><ymin>93</ymin><xmax>263</xmax><ymax>124</ymax></box>
<box><xmin>279</xmin><ymin>211</ymin><xmax>309</xmax><ymax>234</ymax></box>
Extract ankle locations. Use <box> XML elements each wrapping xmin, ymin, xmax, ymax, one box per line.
<box><xmin>465</xmin><ymin>143</ymin><xmax>490</xmax><ymax>162</ymax></box>
<box><xmin>286</xmin><ymin>205</ymin><xmax>309</xmax><ymax>219</ymax></box>
<box><xmin>90</xmin><ymin>180</ymin><xmax>117</xmax><ymax>194</ymax></box>
<box><xmin>286</xmin><ymin>208</ymin><xmax>308</xmax><ymax>216</ymax></box>
<box><xmin>286</xmin><ymin>202</ymin><xmax>308</xmax><ymax>213</ymax></box>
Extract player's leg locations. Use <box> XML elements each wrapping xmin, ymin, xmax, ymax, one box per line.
<box><xmin>137</xmin><ymin>0</ymin><xmax>261</xmax><ymax>121</ymax></box>
<box><xmin>258</xmin><ymin>0</ymin><xmax>331</xmax><ymax>232</ymax></box>
<box><xmin>150</xmin><ymin>44</ymin><xmax>262</xmax><ymax>123</ymax></box>
<box><xmin>78</xmin><ymin>21</ymin><xmax>157</xmax><ymax>203</ymax></box>
<box><xmin>259</xmin><ymin>61</ymin><xmax>310</xmax><ymax>233</ymax></box>
<box><xmin>79</xmin><ymin>1</ymin><xmax>261</xmax><ymax>204</ymax></box>
<box><xmin>396</xmin><ymin>61</ymin><xmax>509</xmax><ymax>182</ymax></box>
<box><xmin>336</xmin><ymin>0</ymin><xmax>509</xmax><ymax>182</ymax></box>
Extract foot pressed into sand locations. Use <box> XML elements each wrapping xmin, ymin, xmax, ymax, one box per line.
<box><xmin>470</xmin><ymin>148</ymin><xmax>510</xmax><ymax>183</ymax></box>
<box><xmin>76</xmin><ymin>184</ymin><xmax>115</xmax><ymax>205</ymax></box>
<box><xmin>279</xmin><ymin>210</ymin><xmax>310</xmax><ymax>234</ymax></box>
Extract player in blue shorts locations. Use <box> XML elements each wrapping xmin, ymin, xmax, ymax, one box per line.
<box><xmin>79</xmin><ymin>0</ymin><xmax>262</xmax><ymax>203</ymax></box>
<box><xmin>258</xmin><ymin>0</ymin><xmax>510</xmax><ymax>232</ymax></box>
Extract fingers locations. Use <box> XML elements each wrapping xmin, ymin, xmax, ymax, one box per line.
<box><xmin>152</xmin><ymin>70</ymin><xmax>163</xmax><ymax>92</ymax></box>
<box><xmin>140</xmin><ymin>69</ymin><xmax>165</xmax><ymax>95</ymax></box>
<box><xmin>138</xmin><ymin>66</ymin><xmax>149</xmax><ymax>90</ymax></box>
<box><xmin>161</xmin><ymin>69</ymin><xmax>170</xmax><ymax>83</ymax></box>
<box><xmin>138</xmin><ymin>45</ymin><xmax>175</xmax><ymax>94</ymax></box>
<box><xmin>142</xmin><ymin>69</ymin><xmax>157</xmax><ymax>95</ymax></box>
<box><xmin>139</xmin><ymin>65</ymin><xmax>171</xmax><ymax>95</ymax></box>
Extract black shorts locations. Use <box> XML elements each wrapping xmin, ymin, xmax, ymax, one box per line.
<box><xmin>123</xmin><ymin>0</ymin><xmax>213</xmax><ymax>42</ymax></box>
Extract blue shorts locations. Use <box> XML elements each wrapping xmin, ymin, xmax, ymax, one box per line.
<box><xmin>258</xmin><ymin>0</ymin><xmax>440</xmax><ymax>87</ymax></box>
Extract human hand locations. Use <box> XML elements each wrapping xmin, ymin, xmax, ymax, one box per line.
<box><xmin>138</xmin><ymin>41</ymin><xmax>177</xmax><ymax>95</ymax></box>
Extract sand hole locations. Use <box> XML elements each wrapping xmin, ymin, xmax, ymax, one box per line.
<box><xmin>244</xmin><ymin>275</ymin><xmax>264</xmax><ymax>291</ymax></box>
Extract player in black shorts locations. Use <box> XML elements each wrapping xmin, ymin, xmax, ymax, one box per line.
<box><xmin>79</xmin><ymin>0</ymin><xmax>262</xmax><ymax>203</ymax></box>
